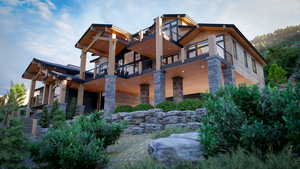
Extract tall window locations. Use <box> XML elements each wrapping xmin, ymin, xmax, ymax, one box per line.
<box><xmin>244</xmin><ymin>50</ymin><xmax>248</xmax><ymax>68</ymax></box>
<box><xmin>233</xmin><ymin>39</ymin><xmax>237</xmax><ymax>60</ymax></box>
<box><xmin>162</xmin><ymin>19</ymin><xmax>179</xmax><ymax>41</ymax></box>
<box><xmin>252</xmin><ymin>57</ymin><xmax>257</xmax><ymax>73</ymax></box>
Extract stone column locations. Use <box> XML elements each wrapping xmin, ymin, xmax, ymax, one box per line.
<box><xmin>140</xmin><ymin>83</ymin><xmax>150</xmax><ymax>104</ymax></box>
<box><xmin>154</xmin><ymin>71</ymin><xmax>165</xmax><ymax>105</ymax></box>
<box><xmin>104</xmin><ymin>33</ymin><xmax>117</xmax><ymax>117</ymax></box>
<box><xmin>208</xmin><ymin>57</ymin><xmax>224</xmax><ymax>93</ymax></box>
<box><xmin>172</xmin><ymin>76</ymin><xmax>183</xmax><ymax>103</ymax></box>
<box><xmin>42</xmin><ymin>84</ymin><xmax>49</xmax><ymax>105</ymax></box>
<box><xmin>104</xmin><ymin>75</ymin><xmax>116</xmax><ymax>117</ymax></box>
<box><xmin>223</xmin><ymin>65</ymin><xmax>236</xmax><ymax>86</ymax></box>
<box><xmin>76</xmin><ymin>84</ymin><xmax>85</xmax><ymax>115</ymax></box>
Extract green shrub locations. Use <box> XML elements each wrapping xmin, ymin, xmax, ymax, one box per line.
<box><xmin>177</xmin><ymin>99</ymin><xmax>203</xmax><ymax>110</ymax></box>
<box><xmin>114</xmin><ymin>105</ymin><xmax>134</xmax><ymax>113</ymax></box>
<box><xmin>31</xmin><ymin>112</ymin><xmax>125</xmax><ymax>169</ymax></box>
<box><xmin>51</xmin><ymin>100</ymin><xmax>66</xmax><ymax>128</ymax></box>
<box><xmin>133</xmin><ymin>104</ymin><xmax>154</xmax><ymax>111</ymax></box>
<box><xmin>200</xmin><ymin>84</ymin><xmax>300</xmax><ymax>156</ymax></box>
<box><xmin>156</xmin><ymin>101</ymin><xmax>178</xmax><ymax>112</ymax></box>
<box><xmin>66</xmin><ymin>97</ymin><xmax>77</xmax><ymax>119</ymax></box>
<box><xmin>39</xmin><ymin>106</ymin><xmax>50</xmax><ymax>128</ymax></box>
<box><xmin>30</xmin><ymin>125</ymin><xmax>108</xmax><ymax>169</ymax></box>
<box><xmin>0</xmin><ymin>117</ymin><xmax>28</xmax><ymax>169</ymax></box>
<box><xmin>152</xmin><ymin>127</ymin><xmax>192</xmax><ymax>139</ymax></box>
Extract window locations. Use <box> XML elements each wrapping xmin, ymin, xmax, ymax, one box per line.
<box><xmin>216</xmin><ymin>35</ymin><xmax>225</xmax><ymax>59</ymax></box>
<box><xmin>252</xmin><ymin>57</ymin><xmax>257</xmax><ymax>73</ymax></box>
<box><xmin>233</xmin><ymin>39</ymin><xmax>237</xmax><ymax>60</ymax></box>
<box><xmin>187</xmin><ymin>40</ymin><xmax>208</xmax><ymax>58</ymax></box>
<box><xmin>162</xmin><ymin>19</ymin><xmax>179</xmax><ymax>41</ymax></box>
<box><xmin>244</xmin><ymin>50</ymin><xmax>248</xmax><ymax>68</ymax></box>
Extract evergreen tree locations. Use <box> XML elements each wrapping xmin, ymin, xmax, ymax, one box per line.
<box><xmin>51</xmin><ymin>100</ymin><xmax>66</xmax><ymax>128</ymax></box>
<box><xmin>39</xmin><ymin>106</ymin><xmax>50</xmax><ymax>128</ymax></box>
<box><xmin>0</xmin><ymin>117</ymin><xmax>28</xmax><ymax>169</ymax></box>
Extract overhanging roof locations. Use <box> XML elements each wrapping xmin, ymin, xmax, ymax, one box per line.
<box><xmin>178</xmin><ymin>23</ymin><xmax>267</xmax><ymax>65</ymax></box>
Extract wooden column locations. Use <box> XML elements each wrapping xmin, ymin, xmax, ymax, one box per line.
<box><xmin>48</xmin><ymin>84</ymin><xmax>54</xmax><ymax>104</ymax></box>
<box><xmin>107</xmin><ymin>34</ymin><xmax>117</xmax><ymax>75</ymax></box>
<box><xmin>224</xmin><ymin>34</ymin><xmax>234</xmax><ymax>65</ymax></box>
<box><xmin>155</xmin><ymin>17</ymin><xmax>163</xmax><ymax>71</ymax></box>
<box><xmin>180</xmin><ymin>47</ymin><xmax>186</xmax><ymax>63</ymax></box>
<box><xmin>42</xmin><ymin>83</ymin><xmax>49</xmax><ymax>104</ymax></box>
<box><xmin>27</xmin><ymin>79</ymin><xmax>36</xmax><ymax>109</ymax></box>
<box><xmin>77</xmin><ymin>84</ymin><xmax>84</xmax><ymax>105</ymax></box>
<box><xmin>208</xmin><ymin>35</ymin><xmax>218</xmax><ymax>57</ymax></box>
<box><xmin>79</xmin><ymin>50</ymin><xmax>87</xmax><ymax>79</ymax></box>
<box><xmin>59</xmin><ymin>80</ymin><xmax>67</xmax><ymax>103</ymax></box>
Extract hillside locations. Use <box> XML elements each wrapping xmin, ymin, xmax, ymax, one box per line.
<box><xmin>252</xmin><ymin>24</ymin><xmax>300</xmax><ymax>52</ymax></box>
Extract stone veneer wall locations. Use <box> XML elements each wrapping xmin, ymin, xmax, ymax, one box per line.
<box><xmin>111</xmin><ymin>108</ymin><xmax>206</xmax><ymax>135</ymax></box>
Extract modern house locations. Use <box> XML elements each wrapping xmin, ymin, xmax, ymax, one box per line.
<box><xmin>22</xmin><ymin>14</ymin><xmax>266</xmax><ymax>115</ymax></box>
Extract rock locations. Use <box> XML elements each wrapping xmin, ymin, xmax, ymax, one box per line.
<box><xmin>124</xmin><ymin>126</ymin><xmax>144</xmax><ymax>135</ymax></box>
<box><xmin>186</xmin><ymin>122</ymin><xmax>201</xmax><ymax>130</ymax></box>
<box><xmin>148</xmin><ymin>132</ymin><xmax>203</xmax><ymax>165</ymax></box>
<box><xmin>162</xmin><ymin>116</ymin><xmax>185</xmax><ymax>124</ymax></box>
<box><xmin>164</xmin><ymin>111</ymin><xmax>184</xmax><ymax>117</ymax></box>
<box><xmin>165</xmin><ymin>123</ymin><xmax>187</xmax><ymax>129</ymax></box>
<box><xmin>111</xmin><ymin>114</ymin><xmax>119</xmax><ymax>121</ymax></box>
<box><xmin>144</xmin><ymin>123</ymin><xmax>163</xmax><ymax>133</ymax></box>
<box><xmin>145</xmin><ymin>116</ymin><xmax>159</xmax><ymax>123</ymax></box>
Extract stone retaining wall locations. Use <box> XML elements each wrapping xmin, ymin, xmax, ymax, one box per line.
<box><xmin>111</xmin><ymin>108</ymin><xmax>206</xmax><ymax>134</ymax></box>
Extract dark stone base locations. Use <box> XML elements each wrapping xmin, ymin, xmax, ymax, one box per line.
<box><xmin>76</xmin><ymin>105</ymin><xmax>85</xmax><ymax>115</ymax></box>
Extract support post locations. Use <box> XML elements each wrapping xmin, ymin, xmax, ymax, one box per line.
<box><xmin>104</xmin><ymin>34</ymin><xmax>117</xmax><ymax>117</ymax></box>
<box><xmin>140</xmin><ymin>83</ymin><xmax>150</xmax><ymax>104</ymax></box>
<box><xmin>172</xmin><ymin>76</ymin><xmax>183</xmax><ymax>103</ymax></box>
<box><xmin>26</xmin><ymin>79</ymin><xmax>36</xmax><ymax>117</ymax></box>
<box><xmin>79</xmin><ymin>50</ymin><xmax>87</xmax><ymax>79</ymax></box>
<box><xmin>223</xmin><ymin>65</ymin><xmax>236</xmax><ymax>86</ymax></box>
<box><xmin>42</xmin><ymin>83</ymin><xmax>50</xmax><ymax>105</ymax></box>
<box><xmin>154</xmin><ymin>71</ymin><xmax>165</xmax><ymax>105</ymax></box>
<box><xmin>208</xmin><ymin>35</ymin><xmax>218</xmax><ymax>57</ymax></box>
<box><xmin>180</xmin><ymin>48</ymin><xmax>186</xmax><ymax>63</ymax></box>
<box><xmin>207</xmin><ymin>57</ymin><xmax>224</xmax><ymax>93</ymax></box>
<box><xmin>59</xmin><ymin>80</ymin><xmax>67</xmax><ymax>103</ymax></box>
<box><xmin>224</xmin><ymin>34</ymin><xmax>234</xmax><ymax>65</ymax></box>
<box><xmin>48</xmin><ymin>84</ymin><xmax>54</xmax><ymax>104</ymax></box>
<box><xmin>155</xmin><ymin>16</ymin><xmax>163</xmax><ymax>71</ymax></box>
<box><xmin>32</xmin><ymin>119</ymin><xmax>38</xmax><ymax>136</ymax></box>
<box><xmin>76</xmin><ymin>84</ymin><xmax>85</xmax><ymax>115</ymax></box>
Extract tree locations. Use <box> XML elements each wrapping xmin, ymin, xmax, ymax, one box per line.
<box><xmin>0</xmin><ymin>117</ymin><xmax>28</xmax><ymax>169</ymax></box>
<box><xmin>8</xmin><ymin>83</ymin><xmax>26</xmax><ymax>106</ymax></box>
<box><xmin>267</xmin><ymin>64</ymin><xmax>288</xmax><ymax>87</ymax></box>
<box><xmin>51</xmin><ymin>100</ymin><xmax>66</xmax><ymax>128</ymax></box>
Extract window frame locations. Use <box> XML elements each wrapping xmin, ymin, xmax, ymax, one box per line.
<box><xmin>232</xmin><ymin>39</ymin><xmax>238</xmax><ymax>60</ymax></box>
<box><xmin>251</xmin><ymin>57</ymin><xmax>257</xmax><ymax>73</ymax></box>
<box><xmin>244</xmin><ymin>50</ymin><xmax>248</xmax><ymax>68</ymax></box>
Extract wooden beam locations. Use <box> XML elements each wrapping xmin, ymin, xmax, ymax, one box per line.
<box><xmin>59</xmin><ymin>80</ymin><xmax>67</xmax><ymax>103</ymax></box>
<box><xmin>79</xmin><ymin>50</ymin><xmax>87</xmax><ymax>79</ymax></box>
<box><xmin>155</xmin><ymin>17</ymin><xmax>163</xmax><ymax>71</ymax></box>
<box><xmin>108</xmin><ymin>33</ymin><xmax>117</xmax><ymax>75</ymax></box>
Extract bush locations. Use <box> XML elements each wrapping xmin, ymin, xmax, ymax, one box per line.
<box><xmin>31</xmin><ymin>112</ymin><xmax>126</xmax><ymax>169</ymax></box>
<box><xmin>39</xmin><ymin>106</ymin><xmax>50</xmax><ymax>128</ymax></box>
<box><xmin>133</xmin><ymin>104</ymin><xmax>154</xmax><ymax>111</ymax></box>
<box><xmin>200</xmin><ymin>84</ymin><xmax>300</xmax><ymax>156</ymax></box>
<box><xmin>30</xmin><ymin>125</ymin><xmax>108</xmax><ymax>169</ymax></box>
<box><xmin>156</xmin><ymin>101</ymin><xmax>178</xmax><ymax>112</ymax></box>
<box><xmin>51</xmin><ymin>100</ymin><xmax>66</xmax><ymax>128</ymax></box>
<box><xmin>114</xmin><ymin>105</ymin><xmax>134</xmax><ymax>113</ymax></box>
<box><xmin>0</xmin><ymin>117</ymin><xmax>28</xmax><ymax>169</ymax></box>
<box><xmin>177</xmin><ymin>99</ymin><xmax>203</xmax><ymax>111</ymax></box>
<box><xmin>66</xmin><ymin>97</ymin><xmax>77</xmax><ymax>119</ymax></box>
<box><xmin>152</xmin><ymin>127</ymin><xmax>192</xmax><ymax>139</ymax></box>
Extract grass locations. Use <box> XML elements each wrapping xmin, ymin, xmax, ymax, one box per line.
<box><xmin>119</xmin><ymin>148</ymin><xmax>300</xmax><ymax>169</ymax></box>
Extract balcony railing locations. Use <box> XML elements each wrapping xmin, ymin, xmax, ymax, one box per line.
<box><xmin>85</xmin><ymin>62</ymin><xmax>108</xmax><ymax>81</ymax></box>
<box><xmin>161</xmin><ymin>53</ymin><xmax>181</xmax><ymax>66</ymax></box>
<box><xmin>116</xmin><ymin>59</ymin><xmax>153</xmax><ymax>78</ymax></box>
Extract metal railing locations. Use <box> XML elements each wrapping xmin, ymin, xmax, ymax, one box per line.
<box><xmin>85</xmin><ymin>62</ymin><xmax>108</xmax><ymax>81</ymax></box>
<box><xmin>116</xmin><ymin>59</ymin><xmax>153</xmax><ymax>78</ymax></box>
<box><xmin>161</xmin><ymin>53</ymin><xmax>181</xmax><ymax>66</ymax></box>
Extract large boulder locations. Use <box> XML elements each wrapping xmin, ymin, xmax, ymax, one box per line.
<box><xmin>148</xmin><ymin>132</ymin><xmax>203</xmax><ymax>165</ymax></box>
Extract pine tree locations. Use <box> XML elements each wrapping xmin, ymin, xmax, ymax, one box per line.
<box><xmin>39</xmin><ymin>106</ymin><xmax>50</xmax><ymax>128</ymax></box>
<box><xmin>0</xmin><ymin>117</ymin><xmax>28</xmax><ymax>169</ymax></box>
<box><xmin>51</xmin><ymin>100</ymin><xmax>66</xmax><ymax>128</ymax></box>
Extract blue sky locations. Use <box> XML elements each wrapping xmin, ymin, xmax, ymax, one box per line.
<box><xmin>0</xmin><ymin>0</ymin><xmax>300</xmax><ymax>95</ymax></box>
